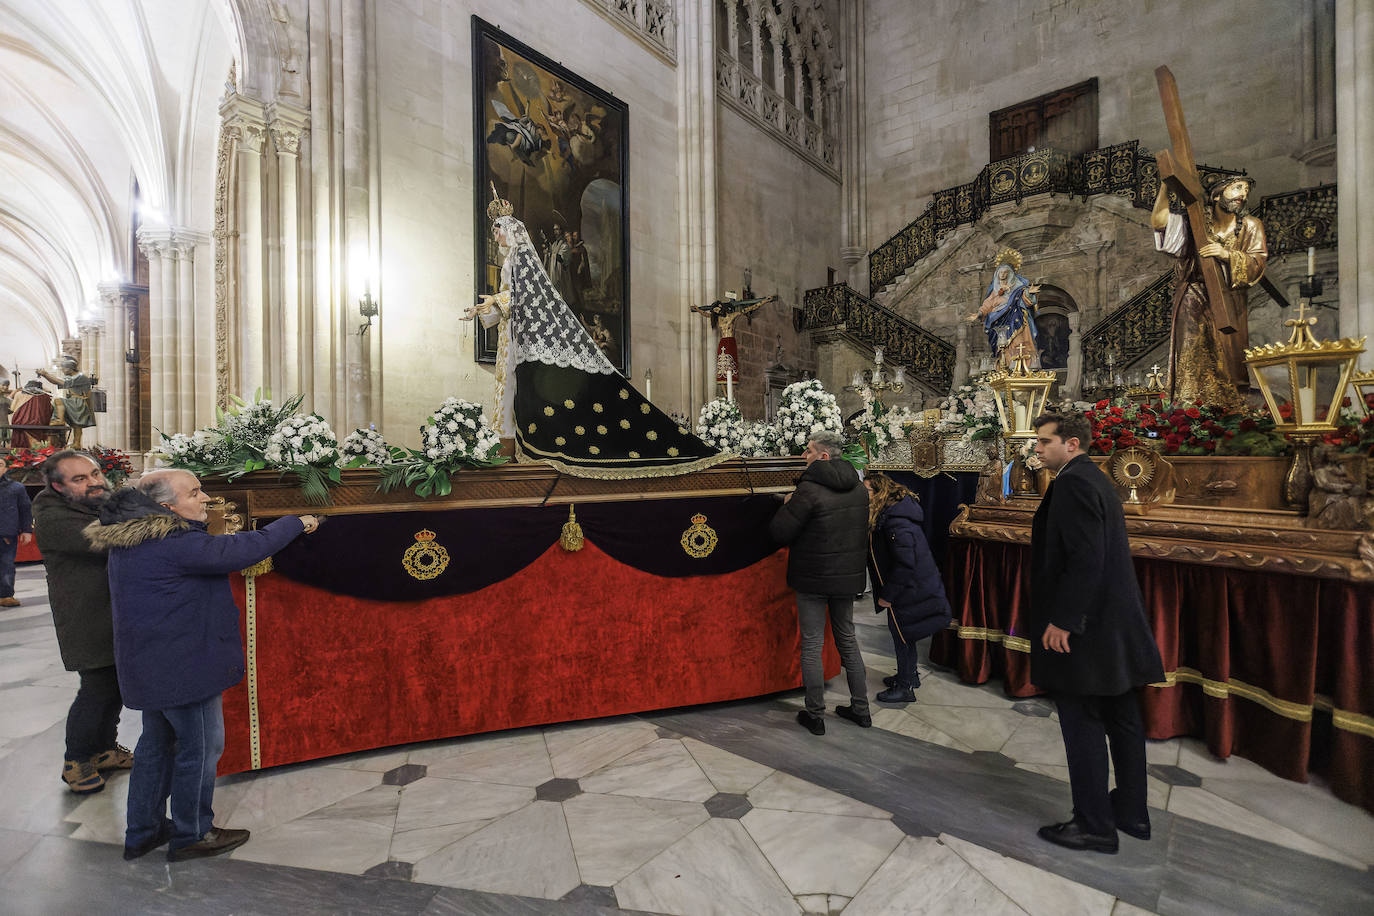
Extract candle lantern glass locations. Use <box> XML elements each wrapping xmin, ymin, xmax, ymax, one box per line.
<box><xmin>1350</xmin><ymin>370</ymin><xmax>1374</xmax><ymax>418</ymax></box>
<box><xmin>1245</xmin><ymin>322</ymin><xmax>1365</xmax><ymax>508</ymax></box>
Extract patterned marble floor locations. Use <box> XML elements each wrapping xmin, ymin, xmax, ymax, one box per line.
<box><xmin>1</xmin><ymin>564</ymin><xmax>1371</xmax><ymax>915</ymax></box>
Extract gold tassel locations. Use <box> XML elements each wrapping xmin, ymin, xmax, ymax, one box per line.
<box><xmin>560</xmin><ymin>505</ymin><xmax>584</xmax><ymax>552</ymax></box>
<box><xmin>241</xmin><ymin>557</ymin><xmax>274</xmax><ymax>578</ymax></box>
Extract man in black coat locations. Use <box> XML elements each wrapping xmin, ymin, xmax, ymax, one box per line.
<box><xmin>769</xmin><ymin>432</ymin><xmax>871</xmax><ymax>735</ymax></box>
<box><xmin>1030</xmin><ymin>412</ymin><xmax>1165</xmax><ymax>854</ymax></box>
<box><xmin>32</xmin><ymin>451</ymin><xmax>130</xmax><ymax>795</ymax></box>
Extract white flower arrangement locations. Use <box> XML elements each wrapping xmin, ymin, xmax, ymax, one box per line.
<box><xmin>739</xmin><ymin>420</ymin><xmax>782</xmax><ymax>458</ymax></box>
<box><xmin>382</xmin><ymin>398</ymin><xmax>507</xmax><ymax>498</ymax></box>
<box><xmin>159</xmin><ymin>429</ymin><xmax>232</xmax><ymax>468</ymax></box>
<box><xmin>696</xmin><ymin>397</ymin><xmax>745</xmax><ymax>452</ymax></box>
<box><xmin>339</xmin><ymin>428</ymin><xmax>390</xmax><ymax>467</ymax></box>
<box><xmin>221</xmin><ymin>399</ymin><xmax>283</xmax><ymax>453</ymax></box>
<box><xmin>853</xmin><ymin>393</ymin><xmax>918</xmax><ymax>453</ymax></box>
<box><xmin>264</xmin><ymin>414</ymin><xmax>340</xmax><ymax>468</ymax></box>
<box><xmin>937</xmin><ymin>380</ymin><xmax>1001</xmax><ymax>443</ymax></box>
<box><xmin>774</xmin><ymin>379</ymin><xmax>843</xmax><ymax>455</ymax></box>
<box><xmin>419</xmin><ymin>398</ymin><xmax>502</xmax><ymax>465</ymax></box>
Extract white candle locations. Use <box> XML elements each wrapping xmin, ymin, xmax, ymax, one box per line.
<box><xmin>726</xmin><ymin>374</ymin><xmax>733</xmax><ymax>402</ymax></box>
<box><xmin>1013</xmin><ymin>401</ymin><xmax>1028</xmax><ymax>432</ymax></box>
<box><xmin>645</xmin><ymin>376</ymin><xmax>652</xmax><ymax>401</ymax></box>
<box><xmin>1307</xmin><ymin>246</ymin><xmax>1316</xmax><ymax>277</ymax></box>
<box><xmin>1298</xmin><ymin>385</ymin><xmax>1316</xmax><ymax>424</ymax></box>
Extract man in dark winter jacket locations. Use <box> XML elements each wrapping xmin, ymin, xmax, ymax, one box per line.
<box><xmin>0</xmin><ymin>462</ymin><xmax>33</xmax><ymax>608</ymax></box>
<box><xmin>32</xmin><ymin>450</ymin><xmax>128</xmax><ymax>795</ymax></box>
<box><xmin>86</xmin><ymin>469</ymin><xmax>318</xmax><ymax>862</ymax></box>
<box><xmin>768</xmin><ymin>432</ymin><xmax>871</xmax><ymax>736</ymax></box>
<box><xmin>1030</xmin><ymin>412</ymin><xmax>1165</xmax><ymax>855</ymax></box>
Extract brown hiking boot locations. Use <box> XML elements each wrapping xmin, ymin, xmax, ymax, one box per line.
<box><xmin>0</xmin><ymin>597</ymin><xmax>20</xmax><ymax>608</ymax></box>
<box><xmin>61</xmin><ymin>759</ymin><xmax>105</xmax><ymax>794</ymax></box>
<box><xmin>92</xmin><ymin>745</ymin><xmax>134</xmax><ymax>770</ymax></box>
<box><xmin>167</xmin><ymin>827</ymin><xmax>251</xmax><ymax>862</ymax></box>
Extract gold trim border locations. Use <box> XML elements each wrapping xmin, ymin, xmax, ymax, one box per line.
<box><xmin>943</xmin><ymin>624</ymin><xmax>1374</xmax><ymax>739</ymax></box>
<box><xmin>244</xmin><ymin>572</ymin><xmax>262</xmax><ymax>770</ymax></box>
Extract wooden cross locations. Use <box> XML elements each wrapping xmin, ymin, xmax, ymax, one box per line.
<box><xmin>1154</xmin><ymin>66</ymin><xmax>1239</xmax><ymax>336</ymax></box>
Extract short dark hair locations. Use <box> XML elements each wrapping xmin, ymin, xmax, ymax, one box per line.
<box><xmin>41</xmin><ymin>450</ymin><xmax>99</xmax><ymax>486</ymax></box>
<box><xmin>1033</xmin><ymin>411</ymin><xmax>1091</xmax><ymax>449</ymax></box>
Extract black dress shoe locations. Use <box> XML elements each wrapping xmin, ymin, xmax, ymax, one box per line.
<box><xmin>123</xmin><ymin>820</ymin><xmax>174</xmax><ymax>860</ymax></box>
<box><xmin>167</xmin><ymin>827</ymin><xmax>251</xmax><ymax>862</ymax></box>
<box><xmin>796</xmin><ymin>710</ymin><xmax>825</xmax><ymax>735</ymax></box>
<box><xmin>882</xmin><ymin>675</ymin><xmax>899</xmax><ymax>688</ymax></box>
<box><xmin>1037</xmin><ymin>819</ymin><xmax>1118</xmax><ymax>854</ymax></box>
<box><xmin>835</xmin><ymin>705</ymin><xmax>872</xmax><ymax>728</ymax></box>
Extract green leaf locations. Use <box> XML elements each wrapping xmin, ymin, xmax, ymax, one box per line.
<box><xmin>327</xmin><ymin>466</ymin><xmax>342</xmax><ymax>483</ymax></box>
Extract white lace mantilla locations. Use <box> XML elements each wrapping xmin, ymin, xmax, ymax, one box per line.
<box><xmin>502</xmin><ymin>231</ymin><xmax>618</xmax><ymax>376</ymax></box>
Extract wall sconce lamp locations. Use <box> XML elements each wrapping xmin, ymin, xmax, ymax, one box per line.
<box><xmin>358</xmin><ymin>291</ymin><xmax>380</xmax><ymax>336</ymax></box>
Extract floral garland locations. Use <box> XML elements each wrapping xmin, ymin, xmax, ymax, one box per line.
<box><xmin>1319</xmin><ymin>392</ymin><xmax>1374</xmax><ymax>457</ymax></box>
<box><xmin>774</xmin><ymin>379</ymin><xmax>843</xmax><ymax>455</ymax></box>
<box><xmin>3</xmin><ymin>444</ymin><xmax>133</xmax><ymax>488</ymax></box>
<box><xmin>696</xmin><ymin>398</ymin><xmax>744</xmax><ymax>452</ymax></box>
<box><xmin>263</xmin><ymin>414</ymin><xmax>341</xmax><ymax>505</ymax></box>
<box><xmin>381</xmin><ymin>398</ymin><xmax>506</xmax><ymax>498</ymax></box>
<box><xmin>339</xmin><ymin>428</ymin><xmax>390</xmax><ymax>467</ymax></box>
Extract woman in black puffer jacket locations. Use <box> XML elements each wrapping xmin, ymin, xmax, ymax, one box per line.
<box><xmin>865</xmin><ymin>473</ymin><xmax>951</xmax><ymax>704</ymax></box>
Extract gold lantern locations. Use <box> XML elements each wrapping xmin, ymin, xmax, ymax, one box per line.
<box><xmin>986</xmin><ymin>345</ymin><xmax>1058</xmax><ymax>496</ymax></box>
<box><xmin>1350</xmin><ymin>369</ymin><xmax>1374</xmax><ymax>418</ymax></box>
<box><xmin>1244</xmin><ymin>302</ymin><xmax>1366</xmax><ymax>507</ymax></box>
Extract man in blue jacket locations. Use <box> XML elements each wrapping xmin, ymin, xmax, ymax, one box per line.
<box><xmin>0</xmin><ymin>462</ymin><xmax>33</xmax><ymax>608</ymax></box>
<box><xmin>1030</xmin><ymin>412</ymin><xmax>1165</xmax><ymax>854</ymax></box>
<box><xmin>86</xmin><ymin>469</ymin><xmax>318</xmax><ymax>862</ymax></box>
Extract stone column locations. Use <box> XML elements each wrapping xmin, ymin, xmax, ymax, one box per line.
<box><xmin>174</xmin><ymin>236</ymin><xmax>199</xmax><ymax>432</ymax></box>
<box><xmin>724</xmin><ymin>0</ymin><xmax>738</xmax><ymax>58</ymax></box>
<box><xmin>136</xmin><ymin>231</ymin><xmax>170</xmax><ymax>439</ymax></box>
<box><xmin>75</xmin><ymin>318</ymin><xmax>103</xmax><ymax>443</ymax></box>
<box><xmin>222</xmin><ymin>94</ymin><xmax>269</xmax><ymax>397</ymax></box>
<box><xmin>1336</xmin><ymin>0</ymin><xmax>1374</xmax><ymax>369</ymax></box>
<box><xmin>97</xmin><ymin>284</ymin><xmax>128</xmax><ymax>451</ymax></box>
<box><xmin>678</xmin><ymin>0</ymin><xmax>721</xmax><ymax>414</ymax></box>
<box><xmin>952</xmin><ymin>323</ymin><xmax>970</xmax><ymax>389</ymax></box>
<box><xmin>839</xmin><ymin>0</ymin><xmax>865</xmax><ymax>290</ymax></box>
<box><xmin>748</xmin><ymin>5</ymin><xmax>762</xmax><ymax>80</ymax></box>
<box><xmin>269</xmin><ymin>102</ymin><xmax>309</xmax><ymax>398</ymax></box>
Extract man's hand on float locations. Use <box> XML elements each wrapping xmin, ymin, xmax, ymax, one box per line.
<box><xmin>19</xmin><ymin>533</ymin><xmax>32</xmax><ymax>544</ymax></box>
<box><xmin>298</xmin><ymin>515</ymin><xmax>320</xmax><ymax>534</ymax></box>
<box><xmin>1042</xmin><ymin>623</ymin><xmax>1071</xmax><ymax>654</ymax></box>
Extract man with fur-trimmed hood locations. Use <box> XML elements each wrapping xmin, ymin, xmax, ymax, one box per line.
<box><xmin>85</xmin><ymin>470</ymin><xmax>318</xmax><ymax>862</ymax></box>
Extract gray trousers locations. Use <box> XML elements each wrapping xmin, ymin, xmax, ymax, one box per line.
<box><xmin>796</xmin><ymin>592</ymin><xmax>870</xmax><ymax>717</ymax></box>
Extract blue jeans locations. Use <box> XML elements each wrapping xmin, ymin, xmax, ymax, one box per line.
<box><xmin>796</xmin><ymin>593</ymin><xmax>869</xmax><ymax>717</ymax></box>
<box><xmin>125</xmin><ymin>695</ymin><xmax>225</xmax><ymax>852</ymax></box>
<box><xmin>0</xmin><ymin>535</ymin><xmax>16</xmax><ymax>598</ymax></box>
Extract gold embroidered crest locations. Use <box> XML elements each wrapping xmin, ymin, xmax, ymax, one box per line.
<box><xmin>680</xmin><ymin>513</ymin><xmax>719</xmax><ymax>558</ymax></box>
<box><xmin>403</xmin><ymin>529</ymin><xmax>451</xmax><ymax>580</ymax></box>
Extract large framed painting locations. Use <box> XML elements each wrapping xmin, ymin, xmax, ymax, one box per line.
<box><xmin>472</xmin><ymin>17</ymin><xmax>630</xmax><ymax>372</ymax></box>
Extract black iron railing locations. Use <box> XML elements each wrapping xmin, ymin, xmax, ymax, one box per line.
<box><xmin>1079</xmin><ymin>271</ymin><xmax>1174</xmax><ymax>391</ymax></box>
<box><xmin>863</xmin><ymin>139</ymin><xmax>1314</xmax><ymax>294</ymax></box>
<box><xmin>802</xmin><ymin>284</ymin><xmax>955</xmax><ymax>391</ymax></box>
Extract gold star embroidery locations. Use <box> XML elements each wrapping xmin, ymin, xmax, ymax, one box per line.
<box><xmin>543</xmin><ymin>406</ymin><xmax>555</xmax><ymax>416</ymax></box>
<box><xmin>563</xmin><ymin>399</ymin><xmax>575</xmax><ymax>409</ymax></box>
<box><xmin>646</xmin><ymin>430</ymin><xmax>658</xmax><ymax>441</ymax></box>
<box><xmin>640</xmin><ymin>403</ymin><xmax>650</xmax><ymax>414</ymax></box>
<box><xmin>597</xmin><ymin>425</ymin><xmax>608</xmax><ymax>435</ymax></box>
<box><xmin>619</xmin><ymin>419</ymin><xmax>631</xmax><ymax>429</ymax></box>
<box><xmin>618</xmin><ymin>389</ymin><xmax>629</xmax><ymax>400</ymax></box>
<box><xmin>593</xmin><ymin>403</ymin><xmax>604</xmax><ymax>413</ymax></box>
<box><xmin>555</xmin><ymin>436</ymin><xmax>566</xmax><ymax>446</ymax></box>
<box><xmin>629</xmin><ymin>450</ymin><xmax>640</xmax><ymax>459</ymax></box>
<box><xmin>589</xmin><ymin>445</ymin><xmax>601</xmax><ymax>455</ymax></box>
<box><xmin>574</xmin><ymin>425</ymin><xmax>586</xmax><ymax>435</ymax></box>
<box><xmin>667</xmin><ymin>447</ymin><xmax>680</xmax><ymax>457</ymax></box>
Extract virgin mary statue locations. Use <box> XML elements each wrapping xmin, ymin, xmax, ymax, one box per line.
<box><xmin>467</xmin><ymin>188</ymin><xmax>729</xmax><ymax>479</ymax></box>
